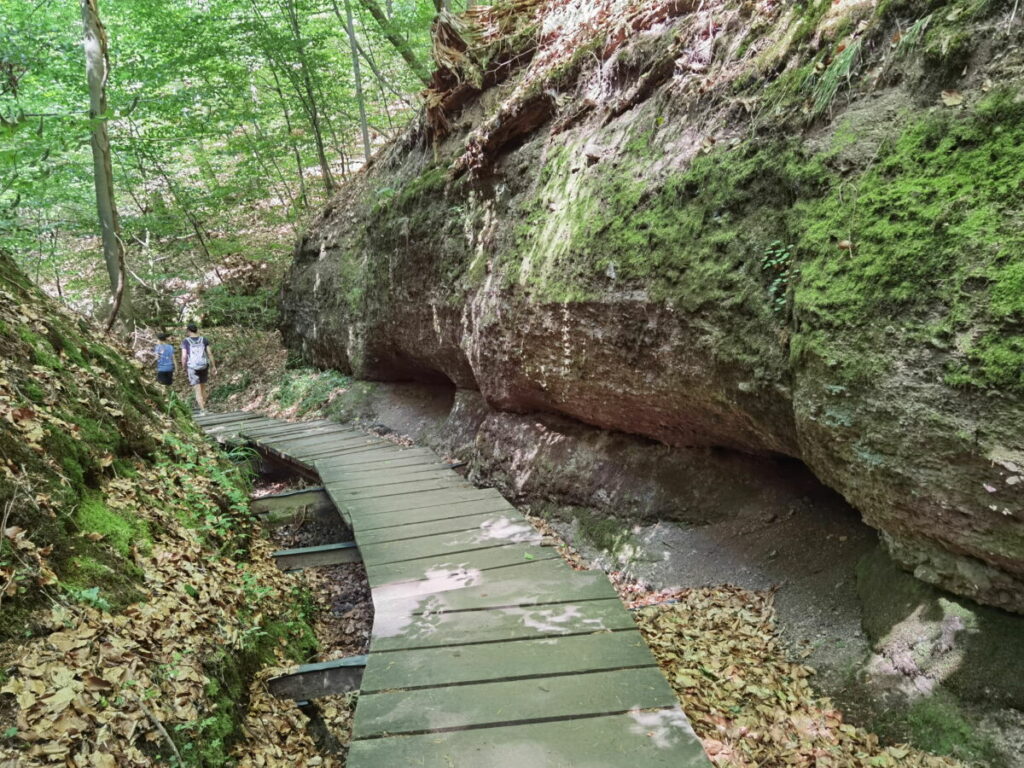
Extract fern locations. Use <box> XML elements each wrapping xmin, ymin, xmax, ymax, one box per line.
<box><xmin>811</xmin><ymin>38</ymin><xmax>863</xmax><ymax>117</ymax></box>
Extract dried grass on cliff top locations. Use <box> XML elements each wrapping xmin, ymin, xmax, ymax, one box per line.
<box><xmin>630</xmin><ymin>586</ymin><xmax>962</xmax><ymax>768</ymax></box>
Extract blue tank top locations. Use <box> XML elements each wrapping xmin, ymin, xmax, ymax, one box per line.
<box><xmin>155</xmin><ymin>343</ymin><xmax>174</xmax><ymax>372</ymax></box>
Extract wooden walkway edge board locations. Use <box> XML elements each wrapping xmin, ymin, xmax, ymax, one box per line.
<box><xmin>273</xmin><ymin>541</ymin><xmax>361</xmax><ymax>570</ymax></box>
<box><xmin>268</xmin><ymin>655</ymin><xmax>368</xmax><ymax>700</ymax></box>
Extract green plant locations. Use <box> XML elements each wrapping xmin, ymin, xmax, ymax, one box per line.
<box><xmin>762</xmin><ymin>240</ymin><xmax>795</xmax><ymax>314</ymax></box>
<box><xmin>64</xmin><ymin>585</ymin><xmax>113</xmax><ymax>612</ymax></box>
<box><xmin>809</xmin><ymin>38</ymin><xmax>862</xmax><ymax>117</ymax></box>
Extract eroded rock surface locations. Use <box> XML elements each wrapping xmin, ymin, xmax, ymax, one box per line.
<box><xmin>281</xmin><ymin>0</ymin><xmax>1024</xmax><ymax>610</ymax></box>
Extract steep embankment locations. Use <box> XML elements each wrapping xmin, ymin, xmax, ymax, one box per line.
<box><xmin>0</xmin><ymin>254</ymin><xmax>327</xmax><ymax>766</ymax></box>
<box><xmin>280</xmin><ymin>0</ymin><xmax>1024</xmax><ymax>612</ymax></box>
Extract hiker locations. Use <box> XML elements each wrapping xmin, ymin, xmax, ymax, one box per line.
<box><xmin>181</xmin><ymin>323</ymin><xmax>216</xmax><ymax>413</ymax></box>
<box><xmin>154</xmin><ymin>332</ymin><xmax>175</xmax><ymax>387</ymax></box>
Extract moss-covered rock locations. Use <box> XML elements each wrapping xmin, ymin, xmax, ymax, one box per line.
<box><xmin>280</xmin><ymin>0</ymin><xmax>1024</xmax><ymax>611</ymax></box>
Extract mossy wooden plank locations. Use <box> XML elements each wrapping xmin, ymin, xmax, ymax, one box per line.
<box><xmin>344</xmin><ymin>498</ymin><xmax>514</xmax><ymax>532</ymax></box>
<box><xmin>347</xmin><ymin>708</ymin><xmax>710</xmax><ymax>768</ymax></box>
<box><xmin>358</xmin><ymin>519</ymin><xmax>540</xmax><ymax>565</ymax></box>
<box><xmin>360</xmin><ymin>631</ymin><xmax>657</xmax><ymax>693</ymax></box>
<box><xmin>353</xmin><ymin>666</ymin><xmax>676</xmax><ymax>737</ymax></box>
<box><xmin>365</xmin><ymin>542</ymin><xmax>559</xmax><ymax>586</ymax></box>
<box><xmin>355</xmin><ymin>510</ymin><xmax>520</xmax><ymax>545</ymax></box>
<box><xmin>370</xmin><ymin>597</ymin><xmax>633</xmax><ymax>651</ymax></box>
<box><xmin>340</xmin><ymin>487</ymin><xmax>506</xmax><ymax>518</ymax></box>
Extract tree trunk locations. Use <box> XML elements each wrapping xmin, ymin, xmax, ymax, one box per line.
<box><xmin>80</xmin><ymin>0</ymin><xmax>130</xmax><ymax>326</ymax></box>
<box><xmin>334</xmin><ymin>0</ymin><xmax>372</xmax><ymax>164</ymax></box>
<box><xmin>284</xmin><ymin>0</ymin><xmax>335</xmax><ymax>194</ymax></box>
<box><xmin>357</xmin><ymin>0</ymin><xmax>430</xmax><ymax>85</ymax></box>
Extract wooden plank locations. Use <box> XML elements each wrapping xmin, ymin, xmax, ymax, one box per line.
<box><xmin>268</xmin><ymin>655</ymin><xmax>367</xmax><ymax>700</ymax></box>
<box><xmin>273</xmin><ymin>541</ymin><xmax>361</xmax><ymax>570</ymax></box>
<box><xmin>370</xmin><ymin>597</ymin><xmax>634</xmax><ymax>651</ymax></box>
<box><xmin>366</xmin><ymin>542</ymin><xmax>559</xmax><ymax>586</ymax></box>
<box><xmin>360</xmin><ymin>631</ymin><xmax>658</xmax><ymax>693</ymax></box>
<box><xmin>316</xmin><ymin>446</ymin><xmax>437</xmax><ymax>467</ymax></box>
<box><xmin>240</xmin><ymin>419</ymin><xmax>335</xmax><ymax>437</ymax></box>
<box><xmin>358</xmin><ymin>520</ymin><xmax>541</xmax><ymax>565</ymax></box>
<box><xmin>330</xmin><ymin>475</ymin><xmax>470</xmax><ymax>502</ymax></box>
<box><xmin>353</xmin><ymin>666</ymin><xmax>677</xmax><ymax>737</ymax></box>
<box><xmin>294</xmin><ymin>442</ymin><xmax>397</xmax><ymax>461</ymax></box>
<box><xmin>345</xmin><ymin>497</ymin><xmax>514</xmax><ymax>532</ymax></box>
<box><xmin>197</xmin><ymin>412</ymin><xmax>265</xmax><ymax>426</ymax></box>
<box><xmin>244</xmin><ymin>425</ymin><xmax>349</xmax><ymax>443</ymax></box>
<box><xmin>354</xmin><ymin>510</ymin><xmax>522</xmax><ymax>545</ymax></box>
<box><xmin>368</xmin><ymin>557</ymin><xmax>573</xmax><ymax>609</ymax></box>
<box><xmin>375</xmin><ymin>565</ymin><xmax>616</xmax><ymax>616</ymax></box>
<box><xmin>253</xmin><ymin>428</ymin><xmax>369</xmax><ymax>447</ymax></box>
<box><xmin>347</xmin><ymin>708</ymin><xmax>711</xmax><ymax>768</ymax></box>
<box><xmin>340</xmin><ymin>487</ymin><xmax>508</xmax><ymax>519</ymax></box>
<box><xmin>320</xmin><ymin>465</ymin><xmax>456</xmax><ymax>491</ymax></box>
<box><xmin>204</xmin><ymin>418</ymin><xmax>277</xmax><ymax>434</ymax></box>
<box><xmin>317</xmin><ymin>455</ymin><xmax>446</xmax><ymax>475</ymax></box>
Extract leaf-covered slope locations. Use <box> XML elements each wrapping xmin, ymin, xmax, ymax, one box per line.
<box><xmin>0</xmin><ymin>254</ymin><xmax>328</xmax><ymax>765</ymax></box>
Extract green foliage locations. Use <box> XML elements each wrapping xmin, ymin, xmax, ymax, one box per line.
<box><xmin>2</xmin><ymin>0</ymin><xmax>450</xmax><ymax>319</ymax></box>
<box><xmin>762</xmin><ymin>241</ymin><xmax>795</xmax><ymax>314</ymax></box>
<box><xmin>199</xmin><ymin>286</ymin><xmax>280</xmax><ymax>330</ymax></box>
<box><xmin>272</xmin><ymin>367</ymin><xmax>352</xmax><ymax>415</ymax></box>
<box><xmin>808</xmin><ymin>39</ymin><xmax>862</xmax><ymax>117</ymax></box>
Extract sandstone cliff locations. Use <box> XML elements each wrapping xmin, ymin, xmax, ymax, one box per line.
<box><xmin>280</xmin><ymin>0</ymin><xmax>1024</xmax><ymax>611</ymax></box>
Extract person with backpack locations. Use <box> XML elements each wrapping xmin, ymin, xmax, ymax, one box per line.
<box><xmin>181</xmin><ymin>323</ymin><xmax>216</xmax><ymax>413</ymax></box>
<box><xmin>154</xmin><ymin>333</ymin><xmax>175</xmax><ymax>387</ymax></box>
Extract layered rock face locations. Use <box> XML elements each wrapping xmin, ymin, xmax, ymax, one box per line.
<box><xmin>281</xmin><ymin>0</ymin><xmax>1024</xmax><ymax>610</ymax></box>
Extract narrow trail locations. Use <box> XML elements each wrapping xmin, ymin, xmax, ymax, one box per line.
<box><xmin>201</xmin><ymin>411</ymin><xmax>711</xmax><ymax>767</ymax></box>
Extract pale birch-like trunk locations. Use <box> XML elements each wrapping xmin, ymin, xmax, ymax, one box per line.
<box><xmin>81</xmin><ymin>0</ymin><xmax>129</xmax><ymax>326</ymax></box>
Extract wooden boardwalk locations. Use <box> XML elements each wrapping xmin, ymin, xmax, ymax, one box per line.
<box><xmin>198</xmin><ymin>411</ymin><xmax>710</xmax><ymax>768</ymax></box>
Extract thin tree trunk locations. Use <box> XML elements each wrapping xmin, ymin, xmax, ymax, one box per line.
<box><xmin>336</xmin><ymin>0</ymin><xmax>372</xmax><ymax>164</ymax></box>
<box><xmin>267</xmin><ymin>69</ymin><xmax>311</xmax><ymax>207</ymax></box>
<box><xmin>283</xmin><ymin>0</ymin><xmax>335</xmax><ymax>194</ymax></box>
<box><xmin>80</xmin><ymin>0</ymin><xmax>130</xmax><ymax>326</ymax></box>
<box><xmin>357</xmin><ymin>0</ymin><xmax>430</xmax><ymax>84</ymax></box>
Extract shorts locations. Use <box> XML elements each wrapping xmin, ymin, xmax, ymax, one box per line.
<box><xmin>156</xmin><ymin>370</ymin><xmax>173</xmax><ymax>386</ymax></box>
<box><xmin>187</xmin><ymin>366</ymin><xmax>209</xmax><ymax>387</ymax></box>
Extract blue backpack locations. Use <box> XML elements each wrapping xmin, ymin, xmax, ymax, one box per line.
<box><xmin>155</xmin><ymin>343</ymin><xmax>174</xmax><ymax>372</ymax></box>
